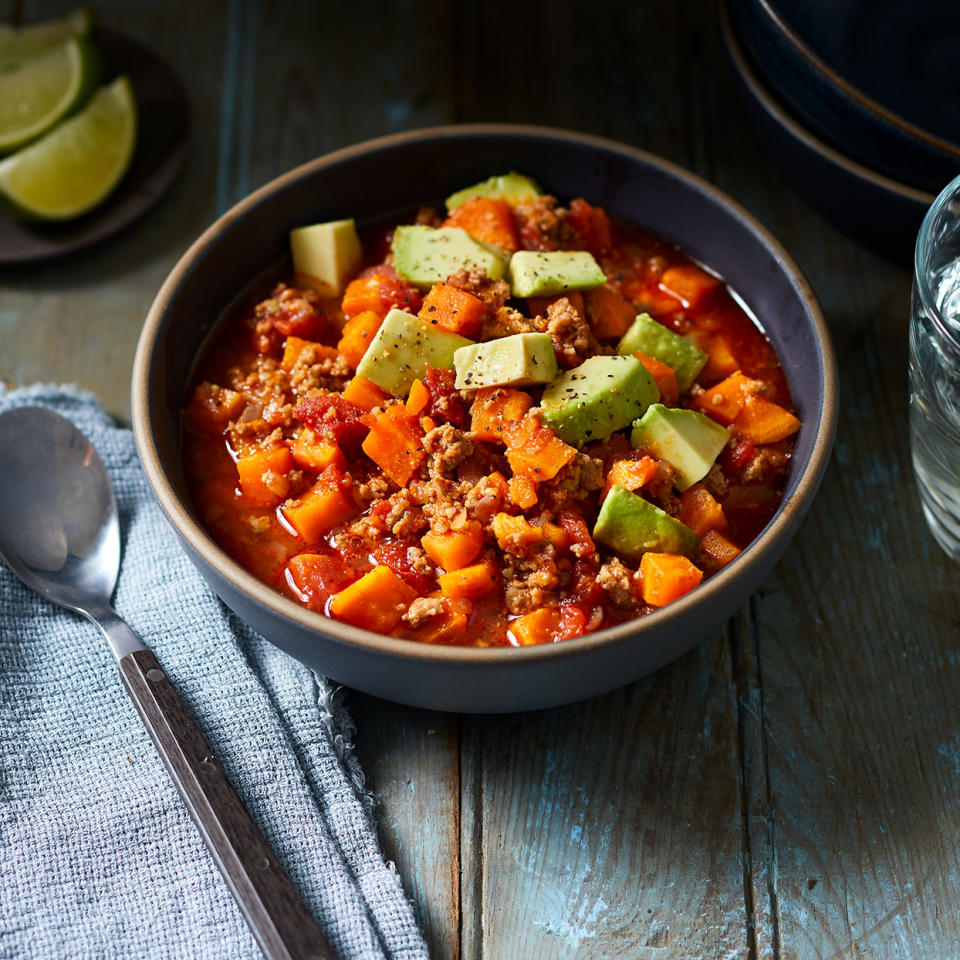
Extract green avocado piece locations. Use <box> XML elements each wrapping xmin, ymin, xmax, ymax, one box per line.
<box><xmin>631</xmin><ymin>403</ymin><xmax>729</xmax><ymax>492</ymax></box>
<box><xmin>445</xmin><ymin>171</ymin><xmax>542</xmax><ymax>211</ymax></box>
<box><xmin>391</xmin><ymin>225</ymin><xmax>507</xmax><ymax>290</ymax></box>
<box><xmin>453</xmin><ymin>332</ymin><xmax>557</xmax><ymax>390</ymax></box>
<box><xmin>507</xmin><ymin>250</ymin><xmax>606</xmax><ymax>297</ymax></box>
<box><xmin>540</xmin><ymin>355</ymin><xmax>658</xmax><ymax>447</ymax></box>
<box><xmin>617</xmin><ymin>313</ymin><xmax>708</xmax><ymax>392</ymax></box>
<box><xmin>289</xmin><ymin>218</ymin><xmax>362</xmax><ymax>297</ymax></box>
<box><xmin>355</xmin><ymin>308</ymin><xmax>474</xmax><ymax>397</ymax></box>
<box><xmin>593</xmin><ymin>484</ymin><xmax>699</xmax><ymax>560</ymax></box>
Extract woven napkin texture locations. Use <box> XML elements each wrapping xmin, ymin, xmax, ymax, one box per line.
<box><xmin>0</xmin><ymin>385</ymin><xmax>429</xmax><ymax>960</ymax></box>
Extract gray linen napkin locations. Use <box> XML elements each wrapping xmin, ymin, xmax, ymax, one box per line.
<box><xmin>0</xmin><ymin>385</ymin><xmax>429</xmax><ymax>960</ymax></box>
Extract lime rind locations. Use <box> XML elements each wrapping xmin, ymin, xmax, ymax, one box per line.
<box><xmin>0</xmin><ymin>75</ymin><xmax>137</xmax><ymax>221</ymax></box>
<box><xmin>0</xmin><ymin>8</ymin><xmax>93</xmax><ymax>63</ymax></box>
<box><xmin>0</xmin><ymin>36</ymin><xmax>100</xmax><ymax>153</ymax></box>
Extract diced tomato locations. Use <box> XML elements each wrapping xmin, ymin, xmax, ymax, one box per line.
<box><xmin>293</xmin><ymin>395</ymin><xmax>368</xmax><ymax>453</ymax></box>
<box><xmin>569</xmin><ymin>557</ymin><xmax>603</xmax><ymax>608</ymax></box>
<box><xmin>422</xmin><ymin>365</ymin><xmax>467</xmax><ymax>428</ymax></box>
<box><xmin>285</xmin><ymin>551</ymin><xmax>359</xmax><ymax>612</ymax></box>
<box><xmin>372</xmin><ymin>538</ymin><xmax>437</xmax><ymax>594</ymax></box>
<box><xmin>557</xmin><ymin>509</ymin><xmax>596</xmax><ymax>557</ymax></box>
<box><xmin>567</xmin><ymin>198</ymin><xmax>613</xmax><ymax>255</ymax></box>
<box><xmin>722</xmin><ymin>438</ymin><xmax>755</xmax><ymax>473</ymax></box>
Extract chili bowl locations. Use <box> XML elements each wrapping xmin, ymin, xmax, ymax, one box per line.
<box><xmin>132</xmin><ymin>124</ymin><xmax>837</xmax><ymax>713</ymax></box>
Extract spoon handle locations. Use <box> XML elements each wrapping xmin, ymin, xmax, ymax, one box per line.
<box><xmin>118</xmin><ymin>648</ymin><xmax>337</xmax><ymax>960</ymax></box>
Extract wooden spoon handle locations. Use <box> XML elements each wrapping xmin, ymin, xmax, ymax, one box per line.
<box><xmin>119</xmin><ymin>648</ymin><xmax>337</xmax><ymax>960</ymax></box>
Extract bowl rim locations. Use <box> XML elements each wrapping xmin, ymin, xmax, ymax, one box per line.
<box><xmin>746</xmin><ymin>0</ymin><xmax>960</xmax><ymax>162</ymax></box>
<box><xmin>133</xmin><ymin>122</ymin><xmax>838</xmax><ymax>667</ymax></box>
<box><xmin>721</xmin><ymin>1</ymin><xmax>936</xmax><ymax>208</ymax></box>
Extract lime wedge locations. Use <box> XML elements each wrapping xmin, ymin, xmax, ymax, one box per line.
<box><xmin>0</xmin><ymin>76</ymin><xmax>137</xmax><ymax>220</ymax></box>
<box><xmin>0</xmin><ymin>36</ymin><xmax>99</xmax><ymax>153</ymax></box>
<box><xmin>0</xmin><ymin>8</ymin><xmax>93</xmax><ymax>63</ymax></box>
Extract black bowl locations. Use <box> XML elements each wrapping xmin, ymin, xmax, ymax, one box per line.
<box><xmin>133</xmin><ymin>125</ymin><xmax>837</xmax><ymax>713</ymax></box>
<box><xmin>729</xmin><ymin>0</ymin><xmax>960</xmax><ymax>194</ymax></box>
<box><xmin>722</xmin><ymin>0</ymin><xmax>936</xmax><ymax>265</ymax></box>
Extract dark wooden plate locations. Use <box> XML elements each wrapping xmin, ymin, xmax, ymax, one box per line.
<box><xmin>0</xmin><ymin>30</ymin><xmax>190</xmax><ymax>264</ymax></box>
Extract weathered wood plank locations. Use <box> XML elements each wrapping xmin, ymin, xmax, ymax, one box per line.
<box><xmin>351</xmin><ymin>696</ymin><xmax>461</xmax><ymax>960</ymax></box>
<box><xmin>459</xmin><ymin>639</ymin><xmax>749</xmax><ymax>960</ymax></box>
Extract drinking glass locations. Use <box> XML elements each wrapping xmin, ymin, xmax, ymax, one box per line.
<box><xmin>909</xmin><ymin>172</ymin><xmax>960</xmax><ymax>560</ymax></box>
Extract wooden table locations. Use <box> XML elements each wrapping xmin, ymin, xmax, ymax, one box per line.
<box><xmin>5</xmin><ymin>1</ymin><xmax>958</xmax><ymax>957</ymax></box>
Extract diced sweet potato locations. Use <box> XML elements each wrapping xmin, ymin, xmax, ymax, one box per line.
<box><xmin>637</xmin><ymin>552</ymin><xmax>703</xmax><ymax>606</ymax></box>
<box><xmin>658</xmin><ymin>264</ymin><xmax>721</xmax><ymax>309</ymax></box>
<box><xmin>342</xmin><ymin>374</ymin><xmax>389</xmax><ymax>411</ymax></box>
<box><xmin>406</xmin><ymin>378</ymin><xmax>431</xmax><ymax>417</ymax></box>
<box><xmin>690</xmin><ymin>371</ymin><xmax>758</xmax><ymax>425</ymax></box>
<box><xmin>504</xmin><ymin>415</ymin><xmax>577</xmax><ymax>481</ymax></box>
<box><xmin>509</xmin><ymin>605</ymin><xmax>587</xmax><ymax>646</ymax></box>
<box><xmin>438</xmin><ymin>562</ymin><xmax>501</xmax><ymax>600</ymax></box>
<box><xmin>281</xmin><ymin>466</ymin><xmax>356</xmax><ymax>541</ymax></box>
<box><xmin>235</xmin><ymin>446</ymin><xmax>293</xmax><ymax>507</ymax></box>
<box><xmin>289</xmin><ymin>429</ymin><xmax>347</xmax><ymax>473</ymax></box>
<box><xmin>508</xmin><ymin>475</ymin><xmax>538</xmax><ymax>509</ymax></box>
<box><xmin>443</xmin><ymin>196</ymin><xmax>519</xmax><ymax>253</ymax></box>
<box><xmin>418</xmin><ymin>282</ymin><xmax>487</xmax><ymax>336</ymax></box>
<box><xmin>336</xmin><ymin>310</ymin><xmax>383</xmax><ymax>369</ymax></box>
<box><xmin>679</xmin><ymin>483</ymin><xmax>727</xmax><ymax>536</ymax></box>
<box><xmin>361</xmin><ymin>403</ymin><xmax>425</xmax><ymax>486</ymax></box>
<box><xmin>186</xmin><ymin>382</ymin><xmax>245</xmax><ymax>434</ymax></box>
<box><xmin>733</xmin><ymin>395</ymin><xmax>801</xmax><ymax>444</ymax></box>
<box><xmin>586</xmin><ymin>286</ymin><xmax>637</xmax><ymax>340</ymax></box>
<box><xmin>421</xmin><ymin>521</ymin><xmax>485</xmax><ymax>571</ymax></box>
<box><xmin>328</xmin><ymin>565</ymin><xmax>418</xmax><ymax>633</ymax></box>
<box><xmin>281</xmin><ymin>336</ymin><xmax>339</xmax><ymax>371</ymax></box>
<box><xmin>633</xmin><ymin>351</ymin><xmax>679</xmax><ymax>407</ymax></box>
<box><xmin>470</xmin><ymin>387</ymin><xmax>534</xmax><ymax>443</ymax></box>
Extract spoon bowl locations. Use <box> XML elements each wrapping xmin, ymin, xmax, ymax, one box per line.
<box><xmin>0</xmin><ymin>406</ymin><xmax>119</xmax><ymax>616</ymax></box>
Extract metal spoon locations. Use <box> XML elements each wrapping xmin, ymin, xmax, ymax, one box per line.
<box><xmin>0</xmin><ymin>406</ymin><xmax>336</xmax><ymax>960</ymax></box>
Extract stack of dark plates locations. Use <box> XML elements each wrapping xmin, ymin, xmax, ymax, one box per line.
<box><xmin>722</xmin><ymin>0</ymin><xmax>960</xmax><ymax>263</ymax></box>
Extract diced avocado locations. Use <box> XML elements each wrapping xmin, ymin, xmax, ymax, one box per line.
<box><xmin>289</xmin><ymin>218</ymin><xmax>362</xmax><ymax>297</ymax></box>
<box><xmin>631</xmin><ymin>404</ymin><xmax>729</xmax><ymax>492</ymax></box>
<box><xmin>593</xmin><ymin>484</ymin><xmax>698</xmax><ymax>560</ymax></box>
<box><xmin>453</xmin><ymin>333</ymin><xmax>558</xmax><ymax>390</ymax></box>
<box><xmin>355</xmin><ymin>308</ymin><xmax>473</xmax><ymax>397</ymax></box>
<box><xmin>392</xmin><ymin>225</ymin><xmax>507</xmax><ymax>290</ymax></box>
<box><xmin>617</xmin><ymin>313</ymin><xmax>707</xmax><ymax>392</ymax></box>
<box><xmin>445</xmin><ymin>172</ymin><xmax>542</xmax><ymax>211</ymax></box>
<box><xmin>508</xmin><ymin>250</ymin><xmax>606</xmax><ymax>298</ymax></box>
<box><xmin>540</xmin><ymin>355</ymin><xmax>658</xmax><ymax>447</ymax></box>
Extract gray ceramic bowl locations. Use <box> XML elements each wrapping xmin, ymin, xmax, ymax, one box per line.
<box><xmin>133</xmin><ymin>125</ymin><xmax>837</xmax><ymax>713</ymax></box>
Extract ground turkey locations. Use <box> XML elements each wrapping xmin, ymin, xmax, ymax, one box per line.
<box><xmin>597</xmin><ymin>557</ymin><xmax>636</xmax><ymax>607</ymax></box>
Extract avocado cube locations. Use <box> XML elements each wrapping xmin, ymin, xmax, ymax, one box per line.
<box><xmin>453</xmin><ymin>333</ymin><xmax>558</xmax><ymax>390</ymax></box>
<box><xmin>617</xmin><ymin>313</ymin><xmax>707</xmax><ymax>392</ymax></box>
<box><xmin>508</xmin><ymin>251</ymin><xmax>606</xmax><ymax>298</ymax></box>
<box><xmin>631</xmin><ymin>404</ymin><xmax>729</xmax><ymax>492</ymax></box>
<box><xmin>540</xmin><ymin>355</ymin><xmax>658</xmax><ymax>447</ymax></box>
<box><xmin>445</xmin><ymin>172</ymin><xmax>542</xmax><ymax>211</ymax></box>
<box><xmin>355</xmin><ymin>308</ymin><xmax>474</xmax><ymax>397</ymax></box>
<box><xmin>392</xmin><ymin>225</ymin><xmax>508</xmax><ymax>290</ymax></box>
<box><xmin>593</xmin><ymin>484</ymin><xmax>699</xmax><ymax>561</ymax></box>
<box><xmin>290</xmin><ymin>218</ymin><xmax>362</xmax><ymax>297</ymax></box>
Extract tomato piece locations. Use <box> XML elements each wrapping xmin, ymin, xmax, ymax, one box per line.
<box><xmin>422</xmin><ymin>364</ymin><xmax>467</xmax><ymax>428</ymax></box>
<box><xmin>557</xmin><ymin>509</ymin><xmax>596</xmax><ymax>557</ymax></box>
<box><xmin>722</xmin><ymin>438</ymin><xmax>755</xmax><ymax>473</ymax></box>
<box><xmin>568</xmin><ymin>198</ymin><xmax>613</xmax><ymax>255</ymax></box>
<box><xmin>294</xmin><ymin>395</ymin><xmax>368</xmax><ymax>453</ymax></box>
<box><xmin>372</xmin><ymin>538</ymin><xmax>437</xmax><ymax>594</ymax></box>
<box><xmin>569</xmin><ymin>557</ymin><xmax>603</xmax><ymax>607</ymax></box>
<box><xmin>285</xmin><ymin>551</ymin><xmax>359</xmax><ymax>612</ymax></box>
